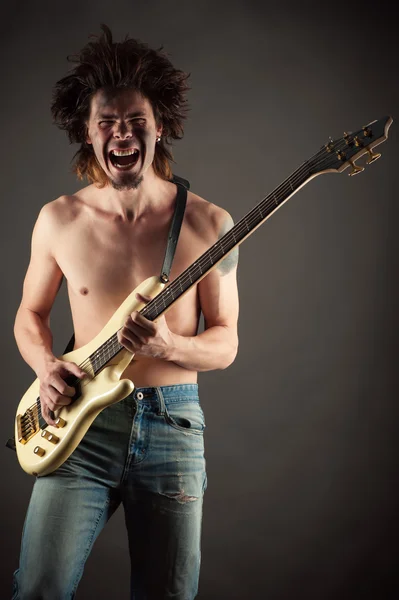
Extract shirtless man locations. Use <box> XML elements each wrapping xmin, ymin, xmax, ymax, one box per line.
<box><xmin>12</xmin><ymin>25</ymin><xmax>238</xmax><ymax>600</ymax></box>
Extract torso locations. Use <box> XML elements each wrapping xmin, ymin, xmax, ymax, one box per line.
<box><xmin>51</xmin><ymin>180</ymin><xmax>221</xmax><ymax>386</ymax></box>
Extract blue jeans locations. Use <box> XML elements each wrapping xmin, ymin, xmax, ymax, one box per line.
<box><xmin>12</xmin><ymin>384</ymin><xmax>207</xmax><ymax>599</ymax></box>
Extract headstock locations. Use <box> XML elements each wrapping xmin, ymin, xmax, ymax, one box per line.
<box><xmin>309</xmin><ymin>116</ymin><xmax>393</xmax><ymax>177</ymax></box>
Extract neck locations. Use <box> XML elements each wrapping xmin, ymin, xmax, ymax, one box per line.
<box><xmin>97</xmin><ymin>167</ymin><xmax>171</xmax><ymax>223</ymax></box>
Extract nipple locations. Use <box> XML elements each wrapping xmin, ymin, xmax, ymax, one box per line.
<box><xmin>80</xmin><ymin>287</ymin><xmax>89</xmax><ymax>296</ymax></box>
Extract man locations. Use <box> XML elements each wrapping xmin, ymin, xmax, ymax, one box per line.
<box><xmin>12</xmin><ymin>24</ymin><xmax>239</xmax><ymax>600</ymax></box>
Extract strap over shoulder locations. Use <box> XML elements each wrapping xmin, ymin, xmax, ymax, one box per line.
<box><xmin>171</xmin><ymin>173</ymin><xmax>190</xmax><ymax>191</ymax></box>
<box><xmin>160</xmin><ymin>176</ymin><xmax>188</xmax><ymax>282</ymax></box>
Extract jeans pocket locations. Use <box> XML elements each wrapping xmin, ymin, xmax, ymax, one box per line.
<box><xmin>165</xmin><ymin>401</ymin><xmax>206</xmax><ymax>436</ymax></box>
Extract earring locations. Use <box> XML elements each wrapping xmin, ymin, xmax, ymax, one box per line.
<box><xmin>156</xmin><ymin>136</ymin><xmax>161</xmax><ymax>142</ymax></box>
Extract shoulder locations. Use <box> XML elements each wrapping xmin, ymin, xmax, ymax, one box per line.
<box><xmin>35</xmin><ymin>185</ymin><xmax>92</xmax><ymax>231</ymax></box>
<box><xmin>185</xmin><ymin>190</ymin><xmax>234</xmax><ymax>243</ymax></box>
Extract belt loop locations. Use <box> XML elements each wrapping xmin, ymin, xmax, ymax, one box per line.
<box><xmin>155</xmin><ymin>386</ymin><xmax>167</xmax><ymax>416</ymax></box>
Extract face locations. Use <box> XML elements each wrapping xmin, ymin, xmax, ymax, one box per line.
<box><xmin>85</xmin><ymin>88</ymin><xmax>162</xmax><ymax>191</ymax></box>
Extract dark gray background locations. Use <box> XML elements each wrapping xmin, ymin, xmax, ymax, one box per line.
<box><xmin>1</xmin><ymin>1</ymin><xmax>398</xmax><ymax>598</ymax></box>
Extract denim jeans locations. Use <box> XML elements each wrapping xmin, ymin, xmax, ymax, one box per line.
<box><xmin>12</xmin><ymin>384</ymin><xmax>207</xmax><ymax>599</ymax></box>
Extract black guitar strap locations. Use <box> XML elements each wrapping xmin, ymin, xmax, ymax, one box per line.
<box><xmin>159</xmin><ymin>177</ymin><xmax>188</xmax><ymax>283</ymax></box>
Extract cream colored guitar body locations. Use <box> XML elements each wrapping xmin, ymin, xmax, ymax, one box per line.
<box><xmin>15</xmin><ymin>276</ymin><xmax>165</xmax><ymax>477</ymax></box>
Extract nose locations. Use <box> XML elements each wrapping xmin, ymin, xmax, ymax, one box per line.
<box><xmin>113</xmin><ymin>120</ymin><xmax>133</xmax><ymax>140</ymax></box>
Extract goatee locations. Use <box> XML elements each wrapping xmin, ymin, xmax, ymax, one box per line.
<box><xmin>110</xmin><ymin>174</ymin><xmax>144</xmax><ymax>191</ymax></box>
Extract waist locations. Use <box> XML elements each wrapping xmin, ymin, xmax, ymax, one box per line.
<box><xmin>122</xmin><ymin>356</ymin><xmax>198</xmax><ymax>388</ymax></box>
<box><xmin>129</xmin><ymin>383</ymin><xmax>200</xmax><ymax>406</ymax></box>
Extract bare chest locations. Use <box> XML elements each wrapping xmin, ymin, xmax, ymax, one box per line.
<box><xmin>53</xmin><ymin>212</ymin><xmax>208</xmax><ymax>338</ymax></box>
<box><xmin>56</xmin><ymin>218</ymin><xmax>172</xmax><ymax>295</ymax></box>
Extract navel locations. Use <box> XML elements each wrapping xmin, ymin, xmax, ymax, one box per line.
<box><xmin>80</xmin><ymin>287</ymin><xmax>89</xmax><ymax>296</ymax></box>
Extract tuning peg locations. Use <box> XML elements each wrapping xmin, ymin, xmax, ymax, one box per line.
<box><xmin>343</xmin><ymin>132</ymin><xmax>353</xmax><ymax>145</ymax></box>
<box><xmin>353</xmin><ymin>136</ymin><xmax>363</xmax><ymax>147</ymax></box>
<box><xmin>348</xmin><ymin>160</ymin><xmax>365</xmax><ymax>176</ymax></box>
<box><xmin>362</xmin><ymin>126</ymin><xmax>372</xmax><ymax>137</ymax></box>
<box><xmin>366</xmin><ymin>148</ymin><xmax>381</xmax><ymax>164</ymax></box>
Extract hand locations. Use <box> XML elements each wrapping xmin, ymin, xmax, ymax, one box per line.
<box><xmin>37</xmin><ymin>358</ymin><xmax>87</xmax><ymax>426</ymax></box>
<box><xmin>117</xmin><ymin>293</ymin><xmax>174</xmax><ymax>360</ymax></box>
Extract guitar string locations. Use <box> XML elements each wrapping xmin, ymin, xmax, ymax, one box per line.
<box><xmin>20</xmin><ymin>134</ymin><xmax>367</xmax><ymax>430</ymax></box>
<box><xmin>19</xmin><ymin>137</ymin><xmax>355</xmax><ymax>430</ymax></box>
<box><xmin>19</xmin><ymin>140</ymin><xmax>356</xmax><ymax>432</ymax></box>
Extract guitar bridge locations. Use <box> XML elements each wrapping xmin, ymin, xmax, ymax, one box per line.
<box><xmin>16</xmin><ymin>406</ymin><xmax>39</xmax><ymax>445</ymax></box>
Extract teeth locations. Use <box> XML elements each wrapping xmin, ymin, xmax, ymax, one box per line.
<box><xmin>111</xmin><ymin>148</ymin><xmax>138</xmax><ymax>157</ymax></box>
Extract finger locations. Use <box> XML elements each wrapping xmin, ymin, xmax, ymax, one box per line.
<box><xmin>135</xmin><ymin>292</ymin><xmax>152</xmax><ymax>303</ymax></box>
<box><xmin>51</xmin><ymin>374</ymin><xmax>76</xmax><ymax>397</ymax></box>
<box><xmin>129</xmin><ymin>311</ymin><xmax>156</xmax><ymax>333</ymax></box>
<box><xmin>118</xmin><ymin>330</ymin><xmax>142</xmax><ymax>353</ymax></box>
<box><xmin>41</xmin><ymin>401</ymin><xmax>57</xmax><ymax>427</ymax></box>
<box><xmin>123</xmin><ymin>320</ymin><xmax>153</xmax><ymax>346</ymax></box>
<box><xmin>63</xmin><ymin>362</ymin><xmax>87</xmax><ymax>380</ymax></box>
<box><xmin>48</xmin><ymin>385</ymin><xmax>73</xmax><ymax>405</ymax></box>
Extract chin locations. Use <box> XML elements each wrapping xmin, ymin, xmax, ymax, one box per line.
<box><xmin>110</xmin><ymin>173</ymin><xmax>144</xmax><ymax>191</ymax></box>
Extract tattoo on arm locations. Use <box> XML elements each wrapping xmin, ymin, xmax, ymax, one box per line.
<box><xmin>217</xmin><ymin>214</ymin><xmax>239</xmax><ymax>276</ymax></box>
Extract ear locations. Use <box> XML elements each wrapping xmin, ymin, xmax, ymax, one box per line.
<box><xmin>85</xmin><ymin>123</ymin><xmax>92</xmax><ymax>145</ymax></box>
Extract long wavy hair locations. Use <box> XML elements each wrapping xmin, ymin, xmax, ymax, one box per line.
<box><xmin>51</xmin><ymin>24</ymin><xmax>190</xmax><ymax>187</ymax></box>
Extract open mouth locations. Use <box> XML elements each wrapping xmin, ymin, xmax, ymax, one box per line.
<box><xmin>109</xmin><ymin>148</ymin><xmax>140</xmax><ymax>170</ymax></box>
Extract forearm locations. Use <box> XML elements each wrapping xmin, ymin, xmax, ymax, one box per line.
<box><xmin>167</xmin><ymin>325</ymin><xmax>238</xmax><ymax>372</ymax></box>
<box><xmin>14</xmin><ymin>307</ymin><xmax>56</xmax><ymax>377</ymax></box>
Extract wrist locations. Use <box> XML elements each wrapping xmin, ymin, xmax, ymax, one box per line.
<box><xmin>35</xmin><ymin>352</ymin><xmax>57</xmax><ymax>379</ymax></box>
<box><xmin>163</xmin><ymin>330</ymin><xmax>180</xmax><ymax>362</ymax></box>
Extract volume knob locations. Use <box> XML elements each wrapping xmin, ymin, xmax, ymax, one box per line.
<box><xmin>41</xmin><ymin>430</ymin><xmax>60</xmax><ymax>444</ymax></box>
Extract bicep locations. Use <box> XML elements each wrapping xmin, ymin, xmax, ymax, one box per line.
<box><xmin>198</xmin><ymin>259</ymin><xmax>239</xmax><ymax>338</ymax></box>
<box><xmin>18</xmin><ymin>205</ymin><xmax>63</xmax><ymax>322</ymax></box>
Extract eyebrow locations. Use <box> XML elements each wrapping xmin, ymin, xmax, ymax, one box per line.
<box><xmin>96</xmin><ymin>111</ymin><xmax>147</xmax><ymax>119</ymax></box>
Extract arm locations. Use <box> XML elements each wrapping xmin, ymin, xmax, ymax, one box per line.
<box><xmin>119</xmin><ymin>211</ymin><xmax>239</xmax><ymax>371</ymax></box>
<box><xmin>167</xmin><ymin>240</ymin><xmax>239</xmax><ymax>371</ymax></box>
<box><xmin>14</xmin><ymin>203</ymin><xmax>63</xmax><ymax>376</ymax></box>
<box><xmin>14</xmin><ymin>202</ymin><xmax>86</xmax><ymax>425</ymax></box>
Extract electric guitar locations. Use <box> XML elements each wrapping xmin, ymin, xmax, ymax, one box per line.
<box><xmin>11</xmin><ymin>116</ymin><xmax>393</xmax><ymax>476</ymax></box>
